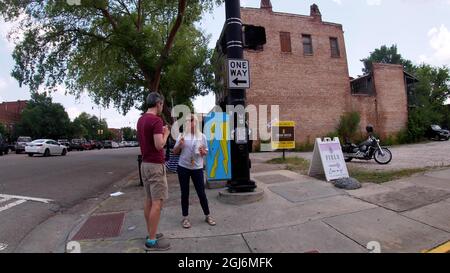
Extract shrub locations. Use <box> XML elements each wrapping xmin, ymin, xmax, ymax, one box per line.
<box><xmin>336</xmin><ymin>112</ymin><xmax>361</xmax><ymax>142</ymax></box>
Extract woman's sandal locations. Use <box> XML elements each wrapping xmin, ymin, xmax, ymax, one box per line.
<box><xmin>205</xmin><ymin>216</ymin><xmax>216</xmax><ymax>226</ymax></box>
<box><xmin>182</xmin><ymin>218</ymin><xmax>191</xmax><ymax>229</ymax></box>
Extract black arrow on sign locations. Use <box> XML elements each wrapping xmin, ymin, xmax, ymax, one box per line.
<box><xmin>232</xmin><ymin>78</ymin><xmax>247</xmax><ymax>86</ymax></box>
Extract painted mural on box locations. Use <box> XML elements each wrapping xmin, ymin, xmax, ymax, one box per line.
<box><xmin>204</xmin><ymin>112</ymin><xmax>232</xmax><ymax>181</ymax></box>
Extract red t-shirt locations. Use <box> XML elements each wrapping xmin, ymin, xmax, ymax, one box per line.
<box><xmin>137</xmin><ymin>113</ymin><xmax>165</xmax><ymax>164</ymax></box>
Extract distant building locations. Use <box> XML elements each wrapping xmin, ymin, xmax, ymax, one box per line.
<box><xmin>0</xmin><ymin>100</ymin><xmax>28</xmax><ymax>134</ymax></box>
<box><xmin>108</xmin><ymin>128</ymin><xmax>123</xmax><ymax>141</ymax></box>
<box><xmin>214</xmin><ymin>1</ymin><xmax>417</xmax><ymax>145</ymax></box>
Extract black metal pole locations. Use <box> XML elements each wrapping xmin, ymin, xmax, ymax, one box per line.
<box><xmin>138</xmin><ymin>154</ymin><xmax>143</xmax><ymax>187</ymax></box>
<box><xmin>225</xmin><ymin>0</ymin><xmax>256</xmax><ymax>192</ymax></box>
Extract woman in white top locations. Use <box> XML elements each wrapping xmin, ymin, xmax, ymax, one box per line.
<box><xmin>173</xmin><ymin>114</ymin><xmax>216</xmax><ymax>228</ymax></box>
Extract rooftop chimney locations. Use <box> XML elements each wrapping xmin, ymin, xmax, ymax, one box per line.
<box><xmin>260</xmin><ymin>0</ymin><xmax>272</xmax><ymax>11</ymax></box>
<box><xmin>310</xmin><ymin>4</ymin><xmax>322</xmax><ymax>22</ymax></box>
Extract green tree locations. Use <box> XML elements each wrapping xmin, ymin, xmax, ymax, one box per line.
<box><xmin>404</xmin><ymin>65</ymin><xmax>450</xmax><ymax>142</ymax></box>
<box><xmin>361</xmin><ymin>44</ymin><xmax>414</xmax><ymax>74</ymax></box>
<box><xmin>72</xmin><ymin>112</ymin><xmax>109</xmax><ymax>140</ymax></box>
<box><xmin>121</xmin><ymin>127</ymin><xmax>137</xmax><ymax>141</ymax></box>
<box><xmin>0</xmin><ymin>0</ymin><xmax>221</xmax><ymax>119</ymax></box>
<box><xmin>15</xmin><ymin>93</ymin><xmax>72</xmax><ymax>139</ymax></box>
<box><xmin>0</xmin><ymin>123</ymin><xmax>6</xmax><ymax>136</ymax></box>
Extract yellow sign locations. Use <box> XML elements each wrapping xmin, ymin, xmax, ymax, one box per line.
<box><xmin>271</xmin><ymin>121</ymin><xmax>296</xmax><ymax>150</ymax></box>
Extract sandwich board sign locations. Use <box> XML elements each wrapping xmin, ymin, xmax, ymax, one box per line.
<box><xmin>227</xmin><ymin>59</ymin><xmax>250</xmax><ymax>89</ymax></box>
<box><xmin>308</xmin><ymin>137</ymin><xmax>349</xmax><ymax>182</ymax></box>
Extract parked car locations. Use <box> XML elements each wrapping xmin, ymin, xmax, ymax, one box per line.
<box><xmin>25</xmin><ymin>139</ymin><xmax>68</xmax><ymax>157</ymax></box>
<box><xmin>69</xmin><ymin>139</ymin><xmax>85</xmax><ymax>151</ymax></box>
<box><xmin>111</xmin><ymin>141</ymin><xmax>120</xmax><ymax>149</ymax></box>
<box><xmin>58</xmin><ymin>139</ymin><xmax>71</xmax><ymax>151</ymax></box>
<box><xmin>0</xmin><ymin>133</ymin><xmax>9</xmax><ymax>156</ymax></box>
<box><xmin>81</xmin><ymin>141</ymin><xmax>94</xmax><ymax>150</ymax></box>
<box><xmin>90</xmin><ymin>140</ymin><xmax>103</xmax><ymax>150</ymax></box>
<box><xmin>426</xmin><ymin>125</ymin><xmax>450</xmax><ymax>141</ymax></box>
<box><xmin>103</xmin><ymin>140</ymin><xmax>113</xmax><ymax>149</ymax></box>
<box><xmin>15</xmin><ymin>136</ymin><xmax>32</xmax><ymax>154</ymax></box>
<box><xmin>119</xmin><ymin>141</ymin><xmax>127</xmax><ymax>148</ymax></box>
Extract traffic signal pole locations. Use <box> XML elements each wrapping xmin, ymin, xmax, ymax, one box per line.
<box><xmin>225</xmin><ymin>0</ymin><xmax>256</xmax><ymax>192</ymax></box>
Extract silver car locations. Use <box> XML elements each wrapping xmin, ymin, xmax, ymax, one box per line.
<box><xmin>15</xmin><ymin>136</ymin><xmax>32</xmax><ymax>154</ymax></box>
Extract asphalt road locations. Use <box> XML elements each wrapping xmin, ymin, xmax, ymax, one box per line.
<box><xmin>0</xmin><ymin>147</ymin><xmax>141</xmax><ymax>253</ymax></box>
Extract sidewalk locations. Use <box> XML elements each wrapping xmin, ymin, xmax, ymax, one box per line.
<box><xmin>66</xmin><ymin>160</ymin><xmax>450</xmax><ymax>253</ymax></box>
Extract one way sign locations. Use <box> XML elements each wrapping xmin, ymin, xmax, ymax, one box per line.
<box><xmin>227</xmin><ymin>59</ymin><xmax>250</xmax><ymax>89</ymax></box>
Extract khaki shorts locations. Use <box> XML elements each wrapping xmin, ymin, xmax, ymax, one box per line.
<box><xmin>141</xmin><ymin>163</ymin><xmax>168</xmax><ymax>201</ymax></box>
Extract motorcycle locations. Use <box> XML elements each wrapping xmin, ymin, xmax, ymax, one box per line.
<box><xmin>342</xmin><ymin>126</ymin><xmax>393</xmax><ymax>165</ymax></box>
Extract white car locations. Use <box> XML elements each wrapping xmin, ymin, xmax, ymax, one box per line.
<box><xmin>25</xmin><ymin>139</ymin><xmax>68</xmax><ymax>157</ymax></box>
<box><xmin>111</xmin><ymin>141</ymin><xmax>120</xmax><ymax>149</ymax></box>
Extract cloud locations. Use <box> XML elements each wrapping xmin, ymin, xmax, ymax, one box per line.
<box><xmin>0</xmin><ymin>77</ymin><xmax>7</xmax><ymax>90</ymax></box>
<box><xmin>366</xmin><ymin>0</ymin><xmax>382</xmax><ymax>5</ymax></box>
<box><xmin>66</xmin><ymin>106</ymin><xmax>82</xmax><ymax>121</ymax></box>
<box><xmin>419</xmin><ymin>25</ymin><xmax>450</xmax><ymax>66</ymax></box>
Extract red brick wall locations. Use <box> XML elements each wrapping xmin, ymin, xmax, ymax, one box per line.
<box><xmin>241</xmin><ymin>7</ymin><xmax>351</xmax><ymax>144</ymax></box>
<box><xmin>0</xmin><ymin>100</ymin><xmax>28</xmax><ymax>127</ymax></box>
<box><xmin>372</xmin><ymin>63</ymin><xmax>408</xmax><ymax>137</ymax></box>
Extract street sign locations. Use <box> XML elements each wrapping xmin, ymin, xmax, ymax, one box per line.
<box><xmin>271</xmin><ymin>121</ymin><xmax>296</xmax><ymax>150</ymax></box>
<box><xmin>227</xmin><ymin>59</ymin><xmax>250</xmax><ymax>89</ymax></box>
<box><xmin>308</xmin><ymin>137</ymin><xmax>349</xmax><ymax>182</ymax></box>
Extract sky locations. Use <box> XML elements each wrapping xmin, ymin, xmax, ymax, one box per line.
<box><xmin>0</xmin><ymin>0</ymin><xmax>449</xmax><ymax>129</ymax></box>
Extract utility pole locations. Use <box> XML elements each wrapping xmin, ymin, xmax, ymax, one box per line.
<box><xmin>225</xmin><ymin>0</ymin><xmax>256</xmax><ymax>192</ymax></box>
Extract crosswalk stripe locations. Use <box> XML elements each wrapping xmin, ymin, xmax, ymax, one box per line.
<box><xmin>0</xmin><ymin>197</ymin><xmax>12</xmax><ymax>206</ymax></box>
<box><xmin>0</xmin><ymin>199</ymin><xmax>27</xmax><ymax>213</ymax></box>
<box><xmin>0</xmin><ymin>194</ymin><xmax>53</xmax><ymax>204</ymax></box>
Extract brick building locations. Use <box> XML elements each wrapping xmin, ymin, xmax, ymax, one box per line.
<box><xmin>214</xmin><ymin>1</ymin><xmax>416</xmax><ymax>145</ymax></box>
<box><xmin>0</xmin><ymin>100</ymin><xmax>28</xmax><ymax>134</ymax></box>
<box><xmin>108</xmin><ymin>128</ymin><xmax>123</xmax><ymax>142</ymax></box>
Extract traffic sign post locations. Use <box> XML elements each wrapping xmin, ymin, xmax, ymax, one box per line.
<box><xmin>228</xmin><ymin>59</ymin><xmax>250</xmax><ymax>89</ymax></box>
<box><xmin>225</xmin><ymin>0</ymin><xmax>256</xmax><ymax>192</ymax></box>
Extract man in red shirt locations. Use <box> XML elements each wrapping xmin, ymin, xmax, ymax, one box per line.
<box><xmin>137</xmin><ymin>92</ymin><xmax>170</xmax><ymax>251</ymax></box>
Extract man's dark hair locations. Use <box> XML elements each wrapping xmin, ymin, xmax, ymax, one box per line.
<box><xmin>146</xmin><ymin>92</ymin><xmax>164</xmax><ymax>108</ymax></box>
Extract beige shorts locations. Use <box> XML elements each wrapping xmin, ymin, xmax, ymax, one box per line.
<box><xmin>141</xmin><ymin>163</ymin><xmax>168</xmax><ymax>201</ymax></box>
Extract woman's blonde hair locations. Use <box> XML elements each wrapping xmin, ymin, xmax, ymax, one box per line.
<box><xmin>183</xmin><ymin>114</ymin><xmax>202</xmax><ymax>139</ymax></box>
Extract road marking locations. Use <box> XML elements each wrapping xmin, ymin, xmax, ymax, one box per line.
<box><xmin>0</xmin><ymin>199</ymin><xmax>27</xmax><ymax>213</ymax></box>
<box><xmin>0</xmin><ymin>194</ymin><xmax>53</xmax><ymax>204</ymax></box>
<box><xmin>423</xmin><ymin>241</ymin><xmax>450</xmax><ymax>253</ymax></box>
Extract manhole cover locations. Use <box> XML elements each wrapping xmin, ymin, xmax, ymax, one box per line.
<box><xmin>254</xmin><ymin>174</ymin><xmax>294</xmax><ymax>184</ymax></box>
<box><xmin>72</xmin><ymin>212</ymin><xmax>125</xmax><ymax>241</ymax></box>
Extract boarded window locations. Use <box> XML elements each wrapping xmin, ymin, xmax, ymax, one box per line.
<box><xmin>280</xmin><ymin>32</ymin><xmax>291</xmax><ymax>53</ymax></box>
<box><xmin>302</xmin><ymin>34</ymin><xmax>313</xmax><ymax>55</ymax></box>
<box><xmin>330</xmin><ymin>37</ymin><xmax>340</xmax><ymax>57</ymax></box>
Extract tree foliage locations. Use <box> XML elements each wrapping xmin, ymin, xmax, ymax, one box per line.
<box><xmin>121</xmin><ymin>126</ymin><xmax>137</xmax><ymax>141</ymax></box>
<box><xmin>403</xmin><ymin>65</ymin><xmax>450</xmax><ymax>142</ymax></box>
<box><xmin>0</xmin><ymin>0</ymin><xmax>222</xmax><ymax>117</ymax></box>
<box><xmin>361</xmin><ymin>44</ymin><xmax>414</xmax><ymax>74</ymax></box>
<box><xmin>15</xmin><ymin>92</ymin><xmax>72</xmax><ymax>139</ymax></box>
<box><xmin>72</xmin><ymin>111</ymin><xmax>110</xmax><ymax>140</ymax></box>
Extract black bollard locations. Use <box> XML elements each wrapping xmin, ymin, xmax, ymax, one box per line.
<box><xmin>137</xmin><ymin>154</ymin><xmax>143</xmax><ymax>187</ymax></box>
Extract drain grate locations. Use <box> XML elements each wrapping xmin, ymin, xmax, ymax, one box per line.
<box><xmin>72</xmin><ymin>212</ymin><xmax>125</xmax><ymax>241</ymax></box>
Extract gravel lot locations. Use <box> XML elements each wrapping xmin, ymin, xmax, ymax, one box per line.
<box><xmin>250</xmin><ymin>140</ymin><xmax>450</xmax><ymax>171</ymax></box>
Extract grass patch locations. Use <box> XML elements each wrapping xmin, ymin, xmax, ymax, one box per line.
<box><xmin>266</xmin><ymin>156</ymin><xmax>447</xmax><ymax>184</ymax></box>
<box><xmin>266</xmin><ymin>156</ymin><xmax>310</xmax><ymax>174</ymax></box>
<box><xmin>348</xmin><ymin>167</ymin><xmax>428</xmax><ymax>184</ymax></box>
